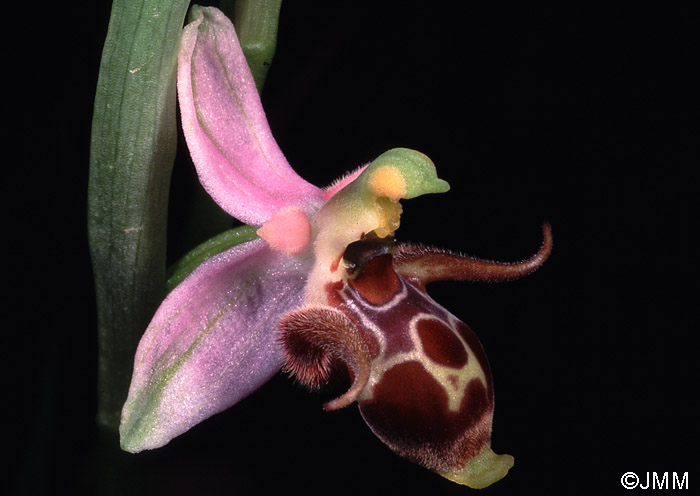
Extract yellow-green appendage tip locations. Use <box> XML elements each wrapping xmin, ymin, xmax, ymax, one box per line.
<box><xmin>438</xmin><ymin>446</ymin><xmax>514</xmax><ymax>489</ymax></box>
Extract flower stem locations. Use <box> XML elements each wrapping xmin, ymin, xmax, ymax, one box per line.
<box><xmin>221</xmin><ymin>0</ymin><xmax>283</xmax><ymax>91</ymax></box>
<box><xmin>166</xmin><ymin>225</ymin><xmax>259</xmax><ymax>292</ymax></box>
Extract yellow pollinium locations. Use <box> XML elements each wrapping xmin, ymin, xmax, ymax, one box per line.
<box><xmin>368</xmin><ymin>165</ymin><xmax>407</xmax><ymax>201</ymax></box>
<box><xmin>373</xmin><ymin>197</ymin><xmax>402</xmax><ymax>238</ymax></box>
<box><xmin>368</xmin><ymin>165</ymin><xmax>406</xmax><ymax>238</ymax></box>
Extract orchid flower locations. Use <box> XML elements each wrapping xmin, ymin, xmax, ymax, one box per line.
<box><xmin>120</xmin><ymin>6</ymin><xmax>551</xmax><ymax>489</ymax></box>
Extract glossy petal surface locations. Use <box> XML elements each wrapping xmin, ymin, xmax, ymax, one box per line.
<box><xmin>178</xmin><ymin>6</ymin><xmax>322</xmax><ymax>225</ymax></box>
<box><xmin>120</xmin><ymin>239</ymin><xmax>310</xmax><ymax>452</ymax></box>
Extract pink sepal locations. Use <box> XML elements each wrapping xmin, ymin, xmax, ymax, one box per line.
<box><xmin>120</xmin><ymin>238</ymin><xmax>310</xmax><ymax>452</ymax></box>
<box><xmin>177</xmin><ymin>7</ymin><xmax>322</xmax><ymax>225</ymax></box>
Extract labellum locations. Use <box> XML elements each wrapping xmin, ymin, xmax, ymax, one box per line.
<box><xmin>280</xmin><ymin>224</ymin><xmax>552</xmax><ymax>488</ymax></box>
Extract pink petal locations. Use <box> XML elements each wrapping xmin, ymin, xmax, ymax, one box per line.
<box><xmin>256</xmin><ymin>206</ymin><xmax>311</xmax><ymax>255</ymax></box>
<box><xmin>322</xmin><ymin>164</ymin><xmax>368</xmax><ymax>201</ymax></box>
<box><xmin>120</xmin><ymin>238</ymin><xmax>310</xmax><ymax>452</ymax></box>
<box><xmin>177</xmin><ymin>6</ymin><xmax>322</xmax><ymax>225</ymax></box>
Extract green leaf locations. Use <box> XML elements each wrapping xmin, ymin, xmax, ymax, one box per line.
<box><xmin>88</xmin><ymin>0</ymin><xmax>191</xmax><ymax>432</ymax></box>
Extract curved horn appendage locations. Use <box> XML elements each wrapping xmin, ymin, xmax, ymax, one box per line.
<box><xmin>394</xmin><ymin>222</ymin><xmax>552</xmax><ymax>286</ymax></box>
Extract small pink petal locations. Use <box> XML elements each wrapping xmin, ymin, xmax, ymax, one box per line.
<box><xmin>257</xmin><ymin>206</ymin><xmax>311</xmax><ymax>255</ymax></box>
<box><xmin>120</xmin><ymin>239</ymin><xmax>311</xmax><ymax>452</ymax></box>
<box><xmin>178</xmin><ymin>7</ymin><xmax>322</xmax><ymax>225</ymax></box>
<box><xmin>322</xmin><ymin>164</ymin><xmax>368</xmax><ymax>201</ymax></box>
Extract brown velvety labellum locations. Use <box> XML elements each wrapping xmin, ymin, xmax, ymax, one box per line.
<box><xmin>310</xmin><ymin>227</ymin><xmax>547</xmax><ymax>481</ymax></box>
<box><xmin>359</xmin><ymin>362</ymin><xmax>492</xmax><ymax>471</ymax></box>
<box><xmin>417</xmin><ymin>318</ymin><xmax>469</xmax><ymax>368</ymax></box>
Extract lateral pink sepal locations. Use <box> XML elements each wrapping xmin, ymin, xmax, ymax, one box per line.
<box><xmin>177</xmin><ymin>7</ymin><xmax>322</xmax><ymax>225</ymax></box>
<box><xmin>119</xmin><ymin>238</ymin><xmax>311</xmax><ymax>452</ymax></box>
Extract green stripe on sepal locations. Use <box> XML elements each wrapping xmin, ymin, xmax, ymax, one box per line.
<box><xmin>120</xmin><ymin>278</ymin><xmax>252</xmax><ymax>452</ymax></box>
<box><xmin>166</xmin><ymin>224</ymin><xmax>259</xmax><ymax>292</ymax></box>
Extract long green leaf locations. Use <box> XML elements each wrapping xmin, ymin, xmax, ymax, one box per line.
<box><xmin>88</xmin><ymin>0</ymin><xmax>191</xmax><ymax>432</ymax></box>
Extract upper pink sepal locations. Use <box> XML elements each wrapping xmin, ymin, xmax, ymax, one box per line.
<box><xmin>119</xmin><ymin>238</ymin><xmax>311</xmax><ymax>452</ymax></box>
<box><xmin>177</xmin><ymin>6</ymin><xmax>322</xmax><ymax>226</ymax></box>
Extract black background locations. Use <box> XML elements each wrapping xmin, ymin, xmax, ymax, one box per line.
<box><xmin>16</xmin><ymin>2</ymin><xmax>696</xmax><ymax>495</ymax></box>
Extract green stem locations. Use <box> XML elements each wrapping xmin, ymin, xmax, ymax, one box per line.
<box><xmin>222</xmin><ymin>0</ymin><xmax>283</xmax><ymax>91</ymax></box>
<box><xmin>166</xmin><ymin>224</ymin><xmax>259</xmax><ymax>292</ymax></box>
<box><xmin>88</xmin><ymin>0</ymin><xmax>191</xmax><ymax>432</ymax></box>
